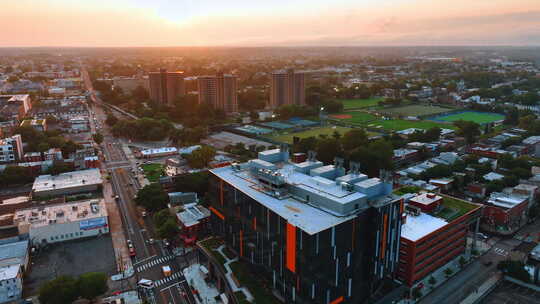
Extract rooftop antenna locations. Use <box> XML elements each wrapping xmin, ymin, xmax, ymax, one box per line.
<box><xmin>379</xmin><ymin>169</ymin><xmax>392</xmax><ymax>182</ymax></box>
<box><xmin>349</xmin><ymin>162</ymin><xmax>360</xmax><ymax>174</ymax></box>
<box><xmin>307</xmin><ymin>150</ymin><xmax>317</xmax><ymax>161</ymax></box>
<box><xmin>334</xmin><ymin>157</ymin><xmax>344</xmax><ymax>169</ymax></box>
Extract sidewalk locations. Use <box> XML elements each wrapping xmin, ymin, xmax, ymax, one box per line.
<box><xmin>459</xmin><ymin>273</ymin><xmax>502</xmax><ymax>304</ymax></box>
<box><xmin>102</xmin><ymin>168</ymin><xmax>133</xmax><ymax>274</ymax></box>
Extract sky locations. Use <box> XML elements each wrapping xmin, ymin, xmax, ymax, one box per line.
<box><xmin>1</xmin><ymin>0</ymin><xmax>540</xmax><ymax>47</ymax></box>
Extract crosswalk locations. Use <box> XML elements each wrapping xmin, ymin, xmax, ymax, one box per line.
<box><xmin>155</xmin><ymin>273</ymin><xmax>184</xmax><ymax>287</ymax></box>
<box><xmin>493</xmin><ymin>247</ymin><xmax>508</xmax><ymax>256</ymax></box>
<box><xmin>136</xmin><ymin>255</ymin><xmax>176</xmax><ymax>272</ymax></box>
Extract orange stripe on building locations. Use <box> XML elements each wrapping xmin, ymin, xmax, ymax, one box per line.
<box><xmin>253</xmin><ymin>217</ymin><xmax>257</xmax><ymax>230</ymax></box>
<box><xmin>399</xmin><ymin>199</ymin><xmax>404</xmax><ymax>214</ymax></box>
<box><xmin>286</xmin><ymin>223</ymin><xmax>296</xmax><ymax>273</ymax></box>
<box><xmin>220</xmin><ymin>180</ymin><xmax>224</xmax><ymax>206</ymax></box>
<box><xmin>239</xmin><ymin>230</ymin><xmax>244</xmax><ymax>257</ymax></box>
<box><xmin>381</xmin><ymin>214</ymin><xmax>388</xmax><ymax>260</ymax></box>
<box><xmin>209</xmin><ymin>206</ymin><xmax>225</xmax><ymax>220</ymax></box>
<box><xmin>330</xmin><ymin>296</ymin><xmax>344</xmax><ymax>304</ymax></box>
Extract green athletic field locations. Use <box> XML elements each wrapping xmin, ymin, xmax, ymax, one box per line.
<box><xmin>367</xmin><ymin>119</ymin><xmax>456</xmax><ymax>131</ymax></box>
<box><xmin>431</xmin><ymin>111</ymin><xmax>505</xmax><ymax>124</ymax></box>
<box><xmin>381</xmin><ymin>105</ymin><xmax>453</xmax><ymax>116</ymax></box>
<box><xmin>341</xmin><ymin>97</ymin><xmax>384</xmax><ymax>110</ymax></box>
<box><xmin>269</xmin><ymin>126</ymin><xmax>355</xmax><ymax>143</ymax></box>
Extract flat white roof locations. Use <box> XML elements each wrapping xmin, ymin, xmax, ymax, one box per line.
<box><xmin>211</xmin><ymin>165</ymin><xmax>357</xmax><ymax>235</ymax></box>
<box><xmin>401</xmin><ymin>213</ymin><xmax>447</xmax><ymax>242</ymax></box>
<box><xmin>176</xmin><ymin>203</ymin><xmax>210</xmax><ymax>228</ymax></box>
<box><xmin>14</xmin><ymin>199</ymin><xmax>107</xmax><ymax>228</ymax></box>
<box><xmin>32</xmin><ymin>168</ymin><xmax>102</xmax><ymax>193</ymax></box>
<box><xmin>410</xmin><ymin>193</ymin><xmax>442</xmax><ymax>206</ymax></box>
<box><xmin>0</xmin><ymin>264</ymin><xmax>20</xmax><ymax>281</ymax></box>
<box><xmin>141</xmin><ymin>147</ymin><xmax>177</xmax><ymax>155</ymax></box>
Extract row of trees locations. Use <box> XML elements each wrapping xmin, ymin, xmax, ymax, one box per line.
<box><xmin>111</xmin><ymin>118</ymin><xmax>173</xmax><ymax>141</ymax></box>
<box><xmin>14</xmin><ymin>126</ymin><xmax>81</xmax><ymax>156</ymax></box>
<box><xmin>39</xmin><ymin>272</ymin><xmax>108</xmax><ymax>304</ymax></box>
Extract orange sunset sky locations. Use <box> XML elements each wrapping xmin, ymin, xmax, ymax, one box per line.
<box><xmin>1</xmin><ymin>0</ymin><xmax>540</xmax><ymax>47</ymax></box>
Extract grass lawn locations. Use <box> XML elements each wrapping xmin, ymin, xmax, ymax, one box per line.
<box><xmin>141</xmin><ymin>163</ymin><xmax>164</xmax><ymax>182</ymax></box>
<box><xmin>341</xmin><ymin>97</ymin><xmax>383</xmax><ymax>109</ymax></box>
<box><xmin>436</xmin><ymin>195</ymin><xmax>479</xmax><ymax>221</ymax></box>
<box><xmin>381</xmin><ymin>105</ymin><xmax>453</xmax><ymax>116</ymax></box>
<box><xmin>230</xmin><ymin>261</ymin><xmax>281</xmax><ymax>304</ymax></box>
<box><xmin>368</xmin><ymin>119</ymin><xmax>455</xmax><ymax>131</ymax></box>
<box><xmin>430</xmin><ymin>111</ymin><xmax>505</xmax><ymax>124</ymax></box>
<box><xmin>269</xmin><ymin>126</ymin><xmax>354</xmax><ymax>143</ymax></box>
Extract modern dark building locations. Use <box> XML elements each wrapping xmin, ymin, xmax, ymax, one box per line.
<box><xmin>197</xmin><ymin>72</ymin><xmax>238</xmax><ymax>113</ymax></box>
<box><xmin>208</xmin><ymin>150</ymin><xmax>403</xmax><ymax>303</ymax></box>
<box><xmin>148</xmin><ymin>69</ymin><xmax>185</xmax><ymax>106</ymax></box>
<box><xmin>270</xmin><ymin>69</ymin><xmax>305</xmax><ymax>109</ymax></box>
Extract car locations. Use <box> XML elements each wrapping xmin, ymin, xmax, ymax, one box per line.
<box><xmin>129</xmin><ymin>247</ymin><xmax>136</xmax><ymax>257</ymax></box>
<box><xmin>477</xmin><ymin>233</ymin><xmax>489</xmax><ymax>240</ymax></box>
<box><xmin>141</xmin><ymin>211</ymin><xmax>147</xmax><ymax>217</ymax></box>
<box><xmin>147</xmin><ymin>238</ymin><xmax>154</xmax><ymax>244</ymax></box>
<box><xmin>137</xmin><ymin>279</ymin><xmax>154</xmax><ymax>289</ymax></box>
<box><xmin>163</xmin><ymin>239</ymin><xmax>170</xmax><ymax>247</ymax></box>
<box><xmin>483</xmin><ymin>261</ymin><xmax>493</xmax><ymax>267</ymax></box>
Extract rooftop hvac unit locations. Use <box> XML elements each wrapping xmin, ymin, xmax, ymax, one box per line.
<box><xmin>405</xmin><ymin>205</ymin><xmax>421</xmax><ymax>216</ymax></box>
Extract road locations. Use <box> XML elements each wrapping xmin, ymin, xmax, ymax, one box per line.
<box><xmin>82</xmin><ymin>65</ymin><xmax>195</xmax><ymax>304</ymax></box>
<box><xmin>420</xmin><ymin>236</ymin><xmax>524</xmax><ymax>304</ymax></box>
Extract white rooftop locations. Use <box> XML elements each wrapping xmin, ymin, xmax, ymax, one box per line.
<box><xmin>211</xmin><ymin>164</ymin><xmax>358</xmax><ymax>235</ymax></box>
<box><xmin>176</xmin><ymin>203</ymin><xmax>211</xmax><ymax>228</ymax></box>
<box><xmin>141</xmin><ymin>147</ymin><xmax>177</xmax><ymax>155</ymax></box>
<box><xmin>14</xmin><ymin>199</ymin><xmax>107</xmax><ymax>228</ymax></box>
<box><xmin>483</xmin><ymin>172</ymin><xmax>504</xmax><ymax>181</ymax></box>
<box><xmin>487</xmin><ymin>193</ymin><xmax>527</xmax><ymax>209</ymax></box>
<box><xmin>32</xmin><ymin>168</ymin><xmax>102</xmax><ymax>193</ymax></box>
<box><xmin>0</xmin><ymin>264</ymin><xmax>20</xmax><ymax>281</ymax></box>
<box><xmin>410</xmin><ymin>193</ymin><xmax>442</xmax><ymax>206</ymax></box>
<box><xmin>401</xmin><ymin>213</ymin><xmax>448</xmax><ymax>242</ymax></box>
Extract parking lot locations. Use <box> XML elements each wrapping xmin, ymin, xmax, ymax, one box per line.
<box><xmin>23</xmin><ymin>235</ymin><xmax>117</xmax><ymax>296</ymax></box>
<box><xmin>482</xmin><ymin>280</ymin><xmax>540</xmax><ymax>303</ymax></box>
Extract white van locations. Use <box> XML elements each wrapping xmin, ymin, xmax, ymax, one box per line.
<box><xmin>138</xmin><ymin>279</ymin><xmax>154</xmax><ymax>289</ymax></box>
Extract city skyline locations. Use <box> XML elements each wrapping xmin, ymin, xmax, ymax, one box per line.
<box><xmin>2</xmin><ymin>0</ymin><xmax>540</xmax><ymax>47</ymax></box>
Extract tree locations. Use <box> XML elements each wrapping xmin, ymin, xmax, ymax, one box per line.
<box><xmin>131</xmin><ymin>85</ymin><xmax>149</xmax><ymax>102</ymax></box>
<box><xmin>412</xmin><ymin>287</ymin><xmax>423</xmax><ymax>300</ymax></box>
<box><xmin>135</xmin><ymin>183</ymin><xmax>168</xmax><ymax>212</ymax></box>
<box><xmin>458</xmin><ymin>256</ymin><xmax>467</xmax><ymax>268</ymax></box>
<box><xmin>105</xmin><ymin>113</ymin><xmax>118</xmax><ymax>126</ymax></box>
<box><xmin>174</xmin><ymin>171</ymin><xmax>210</xmax><ymax>196</ymax></box>
<box><xmin>77</xmin><ymin>272</ymin><xmax>108</xmax><ymax>300</ymax></box>
<box><xmin>0</xmin><ymin>166</ymin><xmax>34</xmax><ymax>186</ymax></box>
<box><xmin>38</xmin><ymin>276</ymin><xmax>79</xmax><ymax>304</ymax></box>
<box><xmin>46</xmin><ymin>162</ymin><xmax>72</xmax><ymax>175</ymax></box>
<box><xmin>185</xmin><ymin>146</ymin><xmax>216</xmax><ymax>169</ymax></box>
<box><xmin>444</xmin><ymin>267</ymin><xmax>454</xmax><ymax>278</ymax></box>
<box><xmin>92</xmin><ymin>132</ymin><xmax>104</xmax><ymax>145</ymax></box>
<box><xmin>454</xmin><ymin>120</ymin><xmax>481</xmax><ymax>145</ymax></box>
<box><xmin>428</xmin><ymin>276</ymin><xmax>437</xmax><ymax>287</ymax></box>
<box><xmin>157</xmin><ymin>218</ymin><xmax>180</xmax><ymax>239</ymax></box>
<box><xmin>316</xmin><ymin>138</ymin><xmax>343</xmax><ymax>164</ymax></box>
<box><xmin>341</xmin><ymin>129</ymin><xmax>368</xmax><ymax>151</ymax></box>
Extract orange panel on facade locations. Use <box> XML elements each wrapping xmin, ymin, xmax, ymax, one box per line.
<box><xmin>330</xmin><ymin>296</ymin><xmax>344</xmax><ymax>304</ymax></box>
<box><xmin>220</xmin><ymin>180</ymin><xmax>224</xmax><ymax>205</ymax></box>
<box><xmin>209</xmin><ymin>206</ymin><xmax>225</xmax><ymax>220</ymax></box>
<box><xmin>286</xmin><ymin>223</ymin><xmax>296</xmax><ymax>273</ymax></box>
<box><xmin>381</xmin><ymin>214</ymin><xmax>388</xmax><ymax>260</ymax></box>
<box><xmin>239</xmin><ymin>230</ymin><xmax>244</xmax><ymax>257</ymax></box>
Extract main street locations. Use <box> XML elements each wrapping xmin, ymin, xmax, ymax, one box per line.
<box><xmin>82</xmin><ymin>66</ymin><xmax>195</xmax><ymax>304</ymax></box>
